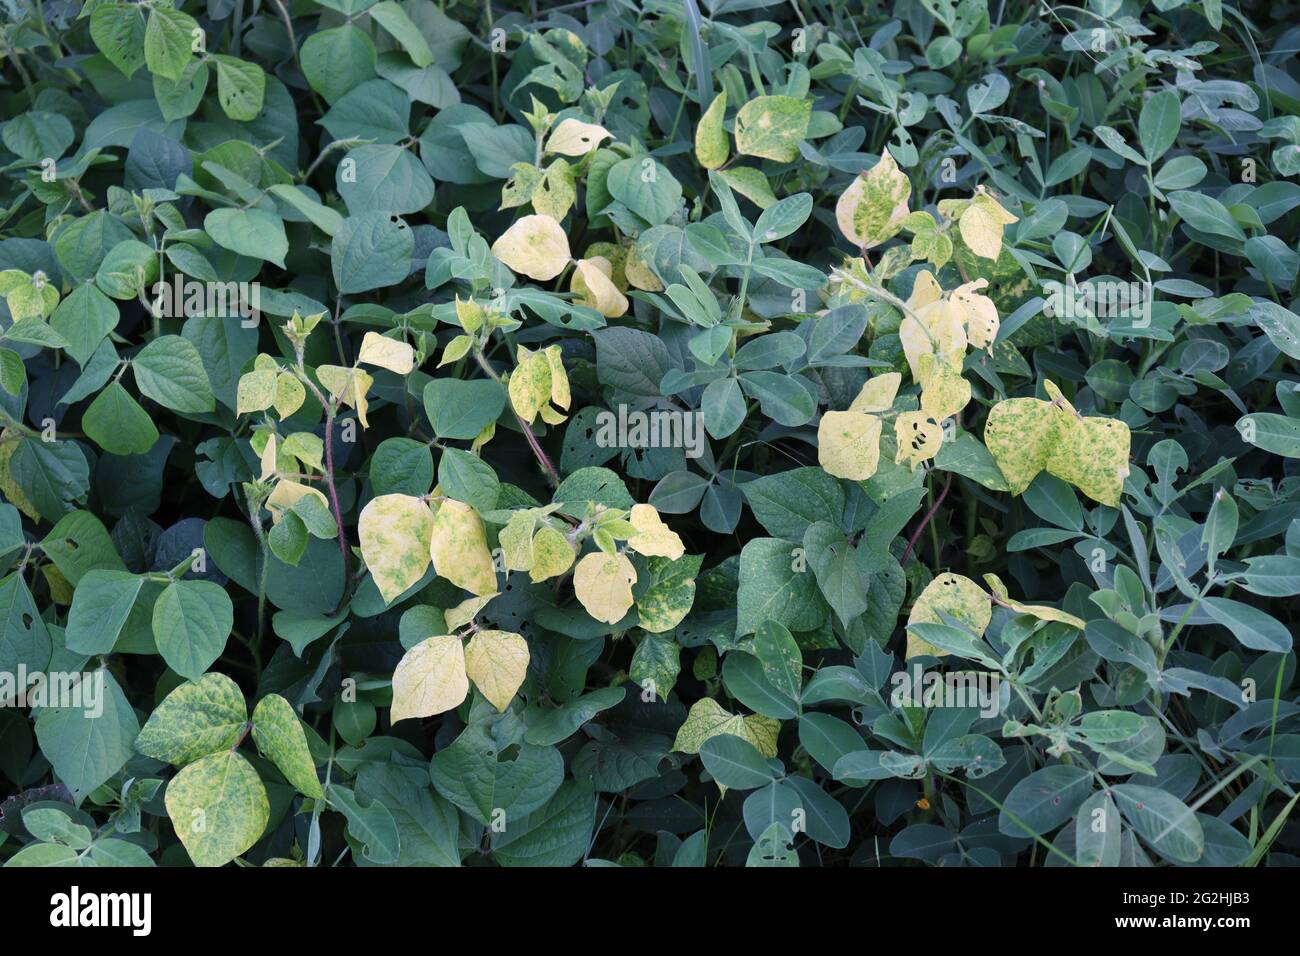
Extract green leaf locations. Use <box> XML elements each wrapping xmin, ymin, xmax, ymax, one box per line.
<box><xmin>736</xmin><ymin>537</ymin><xmax>828</xmax><ymax>637</ymax></box>
<box><xmin>332</xmin><ymin>211</ymin><xmax>414</xmax><ymax>294</ymax></box>
<box><xmin>700</xmin><ymin>734</ymin><xmax>776</xmax><ymax>790</ymax></box>
<box><xmin>65</xmin><ymin>569</ymin><xmax>144</xmax><ymax>655</ymax></box>
<box><xmin>144</xmin><ymin>6</ymin><xmax>196</xmax><ymax>82</ymax></box>
<box><xmin>83</xmin><ymin>381</ymin><xmax>158</xmax><ymax>455</ymax></box>
<box><xmin>203</xmin><ymin>207</ymin><xmax>288</xmax><ymax>268</ymax></box>
<box><xmin>1138</xmin><ymin>90</ymin><xmax>1181</xmax><ymax>163</ymax></box>
<box><xmin>152</xmin><ymin>579</ymin><xmax>234</xmax><ymax>681</ymax></box>
<box><xmin>34</xmin><ymin>669</ymin><xmax>140</xmax><ymax>802</ymax></box>
<box><xmin>212</xmin><ymin>55</ymin><xmax>266</xmax><ymax>121</ymax></box>
<box><xmin>132</xmin><ymin>334</ymin><xmax>215</xmax><ymax>413</ymax></box>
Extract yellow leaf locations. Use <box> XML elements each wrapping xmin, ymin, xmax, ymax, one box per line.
<box><xmin>390</xmin><ymin>635</ymin><xmax>468</xmax><ymax>722</ymax></box>
<box><xmin>918</xmin><ymin>356</ymin><xmax>971</xmax><ymax>422</ymax></box>
<box><xmin>818</xmin><ymin>410</ymin><xmax>883</xmax><ymax>480</ymax></box>
<box><xmin>572</xmin><ymin>257</ymin><xmax>629</xmax><ymax>318</ymax></box>
<box><xmin>951</xmin><ymin>278</ymin><xmax>999</xmax><ymax>350</ymax></box>
<box><xmin>491</xmin><ymin>214</ymin><xmax>571</xmax><ymax>281</ymax></box>
<box><xmin>695</xmin><ymin>90</ymin><xmax>728</xmax><ymax>169</ymax></box>
<box><xmin>544</xmin><ymin>345</ymin><xmax>570</xmax><ymax>411</ymax></box>
<box><xmin>0</xmin><ymin>429</ymin><xmax>38</xmax><ymax>520</ymax></box>
<box><xmin>907</xmin><ymin>270</ymin><xmax>944</xmax><ymax>311</ymax></box>
<box><xmin>358</xmin><ymin>493</ymin><xmax>434</xmax><ymax>603</ymax></box>
<box><xmin>464</xmin><ymin>629</ymin><xmax>529</xmax><ymax>711</ymax></box>
<box><xmin>906</xmin><ymin>572</ymin><xmax>992</xmax><ymax>659</ymax></box>
<box><xmin>624</xmin><ymin>241</ymin><xmax>663</xmax><ymax>291</ymax></box>
<box><xmin>316</xmin><ymin>365</ymin><xmax>373</xmax><ymax>429</ymax></box>
<box><xmin>545</xmin><ymin>118</ymin><xmax>611</xmax><ymax>156</ymax></box>
<box><xmin>983</xmin><ymin>573</ymin><xmax>1085</xmax><ymax>630</ymax></box>
<box><xmin>835</xmin><ymin>148</ymin><xmax>911</xmax><ymax>249</ymax></box>
<box><xmin>894</xmin><ymin>411</ymin><xmax>943</xmax><ymax>470</ymax></box>
<box><xmin>429</xmin><ymin>499</ymin><xmax>498</xmax><ymax>595</ymax></box>
<box><xmin>356</xmin><ymin>331</ymin><xmax>416</xmax><ymax>374</ymax></box>
<box><xmin>958</xmin><ymin>188</ymin><xmax>1018</xmax><ymax>260</ymax></box>
<box><xmin>573</xmin><ymin>551</ymin><xmax>637</xmax><ymax>624</ymax></box>
<box><xmin>444</xmin><ymin>593</ymin><xmax>496</xmax><ymax>631</ymax></box>
<box><xmin>259</xmin><ymin>432</ymin><xmax>277</xmax><ymax>481</ymax></box>
<box><xmin>626</xmin><ymin>503</ymin><xmax>685</xmax><ymax>559</ymax></box>
<box><xmin>266</xmin><ymin>480</ymin><xmax>328</xmax><ymax>524</ymax></box>
<box><xmin>848</xmin><ymin>372</ymin><xmax>901</xmax><ymax>413</ymax></box>
<box><xmin>508</xmin><ymin>347</ymin><xmax>552</xmax><ymax>424</ymax></box>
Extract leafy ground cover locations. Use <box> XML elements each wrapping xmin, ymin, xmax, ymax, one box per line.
<box><xmin>0</xmin><ymin>0</ymin><xmax>1299</xmax><ymax>868</ymax></box>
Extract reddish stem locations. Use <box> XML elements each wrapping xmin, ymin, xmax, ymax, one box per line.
<box><xmin>900</xmin><ymin>472</ymin><xmax>953</xmax><ymax>566</ymax></box>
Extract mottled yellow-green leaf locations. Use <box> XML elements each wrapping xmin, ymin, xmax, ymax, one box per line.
<box><xmin>901</xmin><ymin>299</ymin><xmax>967</xmax><ymax>390</ymax></box>
<box><xmin>164</xmin><ymin>750</ymin><xmax>269</xmax><ymax>868</ymax></box>
<box><xmin>358</xmin><ymin>493</ymin><xmax>434</xmax><ymax>603</ymax></box>
<box><xmin>982</xmin><ymin>395</ymin><xmax>1060</xmax><ymax>495</ymax></box>
<box><xmin>572</xmin><ymin>257</ymin><xmax>628</xmax><ymax>318</ymax></box>
<box><xmin>573</xmin><ymin>550</ymin><xmax>637</xmax><ymax>624</ymax></box>
<box><xmin>273</xmin><ymin>372</ymin><xmax>305</xmax><ymax>418</ymax></box>
<box><xmin>836</xmin><ymin>149</ymin><xmax>912</xmax><ymax>249</ymax></box>
<box><xmin>391</xmin><ymin>634</ymin><xmax>468</xmax><ymax>722</ymax></box>
<box><xmin>499</xmin><ymin>510</ymin><xmax>538</xmax><ymax>572</ymax></box>
<box><xmin>236</xmin><ymin>368</ymin><xmax>276</xmax><ymax>415</ymax></box>
<box><xmin>672</xmin><ymin>697</ymin><xmax>780</xmax><ymax>758</ymax></box>
<box><xmin>983</xmin><ymin>383</ymin><xmax>1131</xmax><ymax>506</ymax></box>
<box><xmin>0</xmin><ymin>429</ymin><xmax>38</xmax><ymax>519</ymax></box>
<box><xmin>818</xmin><ymin>410</ymin><xmax>883</xmax><ymax>480</ymax></box>
<box><xmin>734</xmin><ymin>95</ymin><xmax>812</xmax><ymax>163</ymax></box>
<box><xmin>464</xmin><ymin>629</ymin><xmax>529</xmax><ymax>711</ymax></box>
<box><xmin>282</xmin><ymin>432</ymin><xmax>323</xmax><ymax>473</ymax></box>
<box><xmin>849</xmin><ymin>372</ymin><xmax>902</xmax><ymax>414</ymax></box>
<box><xmin>894</xmin><ymin>411</ymin><xmax>944</xmax><ymax>470</ymax></box>
<box><xmin>983</xmin><ymin>573</ymin><xmax>1086</xmax><ymax>630</ymax></box>
<box><xmin>135</xmin><ymin>673</ymin><xmax>247</xmax><ymax>768</ymax></box>
<box><xmin>356</xmin><ymin>331</ymin><xmax>416</xmax><ymax>374</ymax></box>
<box><xmin>695</xmin><ymin>90</ymin><xmax>728</xmax><ymax>169</ymax></box>
<box><xmin>429</xmin><ymin>499</ymin><xmax>498</xmax><ymax>595</ymax></box>
<box><xmin>546</xmin><ymin>118</ymin><xmax>611</xmax><ymax>156</ymax></box>
<box><xmin>626</xmin><ymin>504</ymin><xmax>685</xmax><ymax>560</ymax></box>
<box><xmin>1046</xmin><ymin>409</ymin><xmax>1131</xmax><ymax>508</ymax></box>
<box><xmin>533</xmin><ymin>160</ymin><xmax>576</xmax><ymax>221</ymax></box>
<box><xmin>906</xmin><ymin>572</ymin><xmax>992</xmax><ymax>659</ymax></box>
<box><xmin>509</xmin><ymin>347</ymin><xmax>552</xmax><ymax>424</ymax></box>
<box><xmin>251</xmin><ymin>693</ymin><xmax>323</xmax><ymax>799</ymax></box>
<box><xmin>959</xmin><ymin>188</ymin><xmax>1018</xmax><ymax>260</ymax></box>
<box><xmin>635</xmin><ymin>553</ymin><xmax>700</xmax><ymax>634</ymax></box>
<box><xmin>717</xmin><ymin>166</ymin><xmax>776</xmax><ymax>209</ymax></box>
<box><xmin>530</xmin><ymin>525</ymin><xmax>574</xmax><ymax>582</ymax></box>
<box><xmin>918</xmin><ymin>357</ymin><xmax>971</xmax><ymax>422</ymax></box>
<box><xmin>502</xmin><ymin>163</ymin><xmax>543</xmax><ymax>210</ymax></box>
<box><xmin>491</xmin><ymin>214</ymin><xmax>571</xmax><ymax>281</ymax></box>
<box><xmin>624</xmin><ymin>240</ymin><xmax>663</xmax><ymax>291</ymax></box>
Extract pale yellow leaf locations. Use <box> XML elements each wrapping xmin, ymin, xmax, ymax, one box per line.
<box><xmin>464</xmin><ymin>629</ymin><xmax>529</xmax><ymax>711</ymax></box>
<box><xmin>545</xmin><ymin>118</ymin><xmax>611</xmax><ymax>156</ymax></box>
<box><xmin>573</xmin><ymin>551</ymin><xmax>637</xmax><ymax>624</ymax></box>
<box><xmin>357</xmin><ymin>332</ymin><xmax>416</xmax><ymax>374</ymax></box>
<box><xmin>391</xmin><ymin>635</ymin><xmax>468</xmax><ymax>722</ymax></box>
<box><xmin>429</xmin><ymin>499</ymin><xmax>498</xmax><ymax>596</ymax></box>
<box><xmin>491</xmin><ymin>214</ymin><xmax>571</xmax><ymax>281</ymax></box>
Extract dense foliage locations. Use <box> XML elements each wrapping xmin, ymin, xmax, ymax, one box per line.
<box><xmin>0</xmin><ymin>0</ymin><xmax>1299</xmax><ymax>868</ymax></box>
